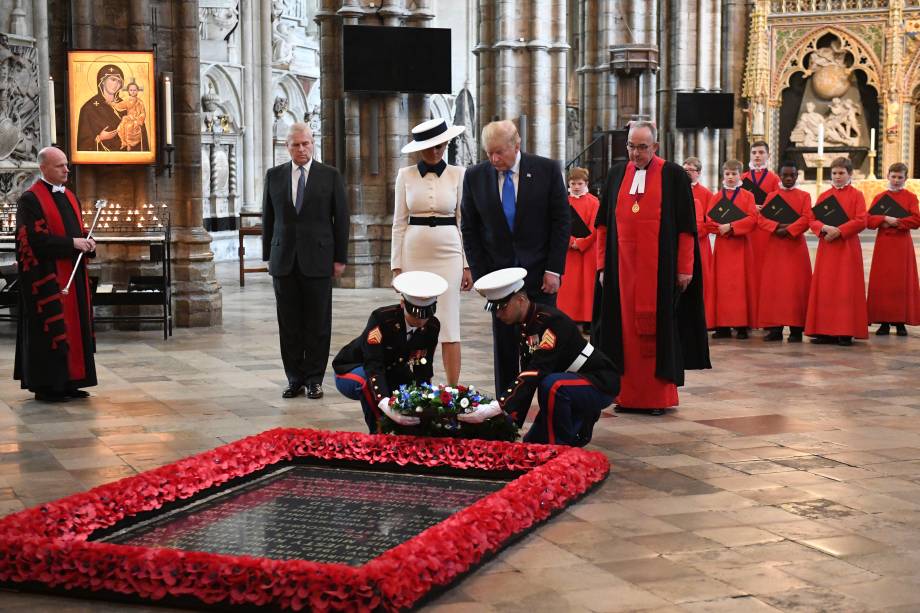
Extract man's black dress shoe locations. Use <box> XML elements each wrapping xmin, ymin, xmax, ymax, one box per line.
<box><xmin>735</xmin><ymin>328</ymin><xmax>749</xmax><ymax>340</ymax></box>
<box><xmin>66</xmin><ymin>389</ymin><xmax>90</xmax><ymax>398</ymax></box>
<box><xmin>34</xmin><ymin>391</ymin><xmax>69</xmax><ymax>403</ymax></box>
<box><xmin>810</xmin><ymin>335</ymin><xmax>835</xmax><ymax>344</ymax></box>
<box><xmin>837</xmin><ymin>336</ymin><xmax>853</xmax><ymax>346</ymax></box>
<box><xmin>712</xmin><ymin>328</ymin><xmax>732</xmax><ymax>339</ymax></box>
<box><xmin>787</xmin><ymin>331</ymin><xmax>803</xmax><ymax>343</ymax></box>
<box><xmin>306</xmin><ymin>383</ymin><xmax>324</xmax><ymax>399</ymax></box>
<box><xmin>282</xmin><ymin>384</ymin><xmax>305</xmax><ymax>399</ymax></box>
<box><xmin>876</xmin><ymin>323</ymin><xmax>891</xmax><ymax>336</ymax></box>
<box><xmin>896</xmin><ymin>324</ymin><xmax>908</xmax><ymax>337</ymax></box>
<box><xmin>764</xmin><ymin>328</ymin><xmax>783</xmax><ymax>342</ymax></box>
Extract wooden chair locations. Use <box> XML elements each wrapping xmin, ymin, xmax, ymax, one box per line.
<box><xmin>238</xmin><ymin>212</ymin><xmax>268</xmax><ymax>286</ymax></box>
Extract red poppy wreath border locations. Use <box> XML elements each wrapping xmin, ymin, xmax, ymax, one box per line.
<box><xmin>0</xmin><ymin>428</ymin><xmax>609</xmax><ymax>611</ymax></box>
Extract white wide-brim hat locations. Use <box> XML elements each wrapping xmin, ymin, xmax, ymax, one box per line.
<box><xmin>401</xmin><ymin>118</ymin><xmax>466</xmax><ymax>154</ymax></box>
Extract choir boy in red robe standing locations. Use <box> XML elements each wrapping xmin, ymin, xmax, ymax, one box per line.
<box><xmin>866</xmin><ymin>162</ymin><xmax>920</xmax><ymax>336</ymax></box>
<box><xmin>684</xmin><ymin>157</ymin><xmax>714</xmax><ymax>327</ymax></box>
<box><xmin>805</xmin><ymin>157</ymin><xmax>868</xmax><ymax>346</ymax></box>
<box><xmin>741</xmin><ymin>141</ymin><xmax>781</xmax><ymax>330</ymax></box>
<box><xmin>756</xmin><ymin>161</ymin><xmax>813</xmax><ymax>342</ymax></box>
<box><xmin>557</xmin><ymin>167</ymin><xmax>600</xmax><ymax>328</ymax></box>
<box><xmin>707</xmin><ymin>160</ymin><xmax>758</xmax><ymax>339</ymax></box>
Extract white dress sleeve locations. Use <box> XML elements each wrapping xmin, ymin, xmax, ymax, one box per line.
<box><xmin>391</xmin><ymin>166</ymin><xmax>411</xmax><ymax>270</ymax></box>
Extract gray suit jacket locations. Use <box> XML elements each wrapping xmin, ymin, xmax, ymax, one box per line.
<box><xmin>262</xmin><ymin>160</ymin><xmax>349</xmax><ymax>277</ymax></box>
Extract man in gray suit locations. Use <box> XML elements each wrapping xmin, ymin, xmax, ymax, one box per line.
<box><xmin>263</xmin><ymin>122</ymin><xmax>348</xmax><ymax>399</ymax></box>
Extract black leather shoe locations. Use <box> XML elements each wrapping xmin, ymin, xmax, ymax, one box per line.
<box><xmin>896</xmin><ymin>324</ymin><xmax>908</xmax><ymax>337</ymax></box>
<box><xmin>34</xmin><ymin>391</ymin><xmax>69</xmax><ymax>403</ymax></box>
<box><xmin>787</xmin><ymin>331</ymin><xmax>803</xmax><ymax>343</ymax></box>
<box><xmin>282</xmin><ymin>384</ymin><xmax>305</xmax><ymax>399</ymax></box>
<box><xmin>735</xmin><ymin>328</ymin><xmax>749</xmax><ymax>340</ymax></box>
<box><xmin>810</xmin><ymin>335</ymin><xmax>835</xmax><ymax>344</ymax></box>
<box><xmin>837</xmin><ymin>336</ymin><xmax>853</xmax><ymax>346</ymax></box>
<box><xmin>66</xmin><ymin>389</ymin><xmax>90</xmax><ymax>398</ymax></box>
<box><xmin>876</xmin><ymin>323</ymin><xmax>890</xmax><ymax>336</ymax></box>
<box><xmin>306</xmin><ymin>383</ymin><xmax>324</xmax><ymax>399</ymax></box>
<box><xmin>712</xmin><ymin>328</ymin><xmax>732</xmax><ymax>339</ymax></box>
<box><xmin>764</xmin><ymin>328</ymin><xmax>783</xmax><ymax>342</ymax></box>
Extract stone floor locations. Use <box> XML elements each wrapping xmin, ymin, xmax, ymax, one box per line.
<box><xmin>1</xmin><ymin>255</ymin><xmax>919</xmax><ymax>612</ymax></box>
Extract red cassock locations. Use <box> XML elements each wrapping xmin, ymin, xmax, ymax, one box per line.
<box><xmin>693</xmin><ymin>194</ymin><xmax>715</xmax><ymax>328</ymax></box>
<box><xmin>558</xmin><ymin>192</ymin><xmax>600</xmax><ymax>322</ymax></box>
<box><xmin>742</xmin><ymin>169</ymin><xmax>781</xmax><ymax>323</ymax></box>
<box><xmin>756</xmin><ymin>188</ymin><xmax>813</xmax><ymax>328</ymax></box>
<box><xmin>866</xmin><ymin>189</ymin><xmax>920</xmax><ymax>325</ymax></box>
<box><xmin>706</xmin><ymin>188</ymin><xmax>758</xmax><ymax>328</ymax></box>
<box><xmin>805</xmin><ymin>185</ymin><xmax>868</xmax><ymax>338</ymax></box>
<box><xmin>607</xmin><ymin>158</ymin><xmax>694</xmax><ymax>409</ymax></box>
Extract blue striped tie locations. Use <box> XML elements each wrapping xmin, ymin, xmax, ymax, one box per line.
<box><xmin>295</xmin><ymin>166</ymin><xmax>305</xmax><ymax>214</ymax></box>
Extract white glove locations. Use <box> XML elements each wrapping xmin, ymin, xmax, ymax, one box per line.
<box><xmin>457</xmin><ymin>399</ymin><xmax>503</xmax><ymax>424</ymax></box>
<box><xmin>378</xmin><ymin>397</ymin><xmax>420</xmax><ymax>426</ymax></box>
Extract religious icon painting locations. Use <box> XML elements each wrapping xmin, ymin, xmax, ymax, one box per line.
<box><xmin>67</xmin><ymin>50</ymin><xmax>157</xmax><ymax>164</ymax></box>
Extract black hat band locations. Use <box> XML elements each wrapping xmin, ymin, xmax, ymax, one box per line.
<box><xmin>412</xmin><ymin>121</ymin><xmax>448</xmax><ymax>143</ymax></box>
<box><xmin>405</xmin><ymin>301</ymin><xmax>436</xmax><ymax>319</ymax></box>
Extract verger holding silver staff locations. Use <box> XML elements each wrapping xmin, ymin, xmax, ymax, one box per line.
<box><xmin>61</xmin><ymin>199</ymin><xmax>106</xmax><ymax>295</ymax></box>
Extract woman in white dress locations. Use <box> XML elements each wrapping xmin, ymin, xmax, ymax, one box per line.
<box><xmin>391</xmin><ymin>118</ymin><xmax>473</xmax><ymax>385</ymax></box>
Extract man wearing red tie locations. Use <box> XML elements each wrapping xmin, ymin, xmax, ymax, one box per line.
<box><xmin>593</xmin><ymin>121</ymin><xmax>710</xmax><ymax>415</ymax></box>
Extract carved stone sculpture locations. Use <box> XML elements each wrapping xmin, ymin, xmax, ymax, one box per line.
<box><xmin>790</xmin><ymin>102</ymin><xmax>825</xmax><ymax>147</ymax></box>
<box><xmin>272</xmin><ymin>20</ymin><xmax>295</xmax><ymax>66</ymax></box>
<box><xmin>199</xmin><ymin>7</ymin><xmax>239</xmax><ymax>42</ymax></box>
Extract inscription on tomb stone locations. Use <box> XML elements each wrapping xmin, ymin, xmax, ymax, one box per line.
<box><xmin>97</xmin><ymin>465</ymin><xmax>509</xmax><ymax>566</ymax></box>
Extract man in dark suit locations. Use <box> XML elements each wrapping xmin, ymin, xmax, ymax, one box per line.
<box><xmin>263</xmin><ymin>122</ymin><xmax>348</xmax><ymax>399</ymax></box>
<box><xmin>460</xmin><ymin>120</ymin><xmax>570</xmax><ymax>395</ymax></box>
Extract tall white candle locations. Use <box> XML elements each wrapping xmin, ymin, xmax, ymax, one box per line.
<box><xmin>870</xmin><ymin>128</ymin><xmax>876</xmax><ymax>152</ymax></box>
<box><xmin>817</xmin><ymin>124</ymin><xmax>824</xmax><ymax>156</ymax></box>
<box><xmin>164</xmin><ymin>76</ymin><xmax>173</xmax><ymax>146</ymax></box>
<box><xmin>48</xmin><ymin>76</ymin><xmax>56</xmax><ymax>144</ymax></box>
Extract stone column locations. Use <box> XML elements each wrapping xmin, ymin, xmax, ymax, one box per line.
<box><xmin>549</xmin><ymin>0</ymin><xmax>568</xmax><ymax>163</ymax></box>
<box><xmin>726</xmin><ymin>0</ymin><xmax>753</xmax><ymax>161</ymax></box>
<box><xmin>476</xmin><ymin>0</ymin><xmax>566</xmax><ymax>158</ymax></box>
<box><xmin>239</xmin><ymin>0</ymin><xmax>259</xmax><ymax>212</ymax></box>
<box><xmin>170</xmin><ymin>0</ymin><xmax>221</xmax><ymax>326</ymax></box>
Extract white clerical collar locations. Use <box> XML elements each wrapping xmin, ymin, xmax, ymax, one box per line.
<box><xmin>570</xmin><ymin>192</ymin><xmax>586</xmax><ymax>198</ymax></box>
<box><xmin>832</xmin><ymin>180</ymin><xmax>851</xmax><ymax>190</ymax></box>
<box><xmin>779</xmin><ymin>184</ymin><xmax>797</xmax><ymax>191</ymax></box>
<box><xmin>749</xmin><ymin>164</ymin><xmax>768</xmax><ymax>172</ymax></box>
<box><xmin>888</xmin><ymin>185</ymin><xmax>904</xmax><ymax>192</ymax></box>
<box><xmin>722</xmin><ymin>182</ymin><xmax>740</xmax><ymax>190</ymax></box>
<box><xmin>629</xmin><ymin>159</ymin><xmax>654</xmax><ymax>195</ymax></box>
<box><xmin>40</xmin><ymin>177</ymin><xmax>66</xmax><ymax>193</ymax></box>
<box><xmin>690</xmin><ymin>180</ymin><xmax>699</xmax><ymax>187</ymax></box>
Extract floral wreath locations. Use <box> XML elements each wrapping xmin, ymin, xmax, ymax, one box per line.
<box><xmin>0</xmin><ymin>428</ymin><xmax>609</xmax><ymax>611</ymax></box>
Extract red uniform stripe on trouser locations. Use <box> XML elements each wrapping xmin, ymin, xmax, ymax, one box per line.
<box><xmin>336</xmin><ymin>372</ymin><xmax>380</xmax><ymax>417</ymax></box>
<box><xmin>546</xmin><ymin>379</ymin><xmax>594</xmax><ymax>445</ymax></box>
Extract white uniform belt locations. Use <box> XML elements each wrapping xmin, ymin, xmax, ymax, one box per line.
<box><xmin>566</xmin><ymin>342</ymin><xmax>594</xmax><ymax>373</ymax></box>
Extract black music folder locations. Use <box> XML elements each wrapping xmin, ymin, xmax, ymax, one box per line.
<box><xmin>761</xmin><ymin>194</ymin><xmax>801</xmax><ymax>225</ymax></box>
<box><xmin>812</xmin><ymin>195</ymin><xmax>849</xmax><ymax>227</ymax></box>
<box><xmin>741</xmin><ymin>178</ymin><xmax>767</xmax><ymax>205</ymax></box>
<box><xmin>707</xmin><ymin>198</ymin><xmax>748</xmax><ymax>224</ymax></box>
<box><xmin>569</xmin><ymin>206</ymin><xmax>591</xmax><ymax>238</ymax></box>
<box><xmin>867</xmin><ymin>194</ymin><xmax>910</xmax><ymax>219</ymax></box>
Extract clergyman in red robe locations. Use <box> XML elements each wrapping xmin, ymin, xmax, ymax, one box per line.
<box><xmin>593</xmin><ymin>121</ymin><xmax>710</xmax><ymax>415</ymax></box>
<box><xmin>756</xmin><ymin>161</ymin><xmax>813</xmax><ymax>342</ymax></box>
<box><xmin>805</xmin><ymin>156</ymin><xmax>868</xmax><ymax>346</ymax></box>
<box><xmin>866</xmin><ymin>162</ymin><xmax>920</xmax><ymax>335</ymax></box>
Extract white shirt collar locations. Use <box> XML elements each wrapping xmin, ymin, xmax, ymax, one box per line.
<box><xmin>508</xmin><ymin>151</ymin><xmax>521</xmax><ymax>176</ymax></box>
<box><xmin>749</xmin><ymin>163</ymin><xmax>768</xmax><ymax>172</ymax></box>
<box><xmin>291</xmin><ymin>158</ymin><xmax>313</xmax><ymax>174</ymax></box>
<box><xmin>722</xmin><ymin>182</ymin><xmax>740</xmax><ymax>191</ymax></box>
<box><xmin>832</xmin><ymin>179</ymin><xmax>851</xmax><ymax>190</ymax></box>
<box><xmin>779</xmin><ymin>184</ymin><xmax>797</xmax><ymax>191</ymax></box>
<box><xmin>888</xmin><ymin>185</ymin><xmax>904</xmax><ymax>192</ymax></box>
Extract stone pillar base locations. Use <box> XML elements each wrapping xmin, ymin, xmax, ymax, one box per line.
<box><xmin>171</xmin><ymin>227</ymin><xmax>222</xmax><ymax>327</ymax></box>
